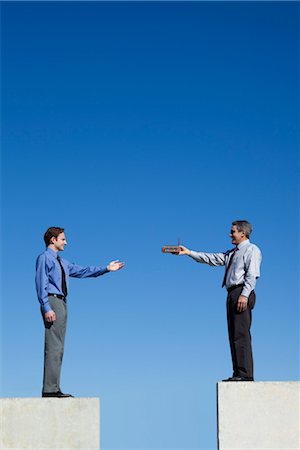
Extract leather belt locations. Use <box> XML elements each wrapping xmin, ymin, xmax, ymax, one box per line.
<box><xmin>48</xmin><ymin>293</ymin><xmax>66</xmax><ymax>301</ymax></box>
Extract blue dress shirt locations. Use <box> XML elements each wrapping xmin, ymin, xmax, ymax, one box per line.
<box><xmin>36</xmin><ymin>248</ymin><xmax>109</xmax><ymax>313</ymax></box>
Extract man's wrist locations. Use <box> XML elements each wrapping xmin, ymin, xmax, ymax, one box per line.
<box><xmin>241</xmin><ymin>286</ymin><xmax>250</xmax><ymax>298</ymax></box>
<box><xmin>43</xmin><ymin>302</ymin><xmax>51</xmax><ymax>313</ymax></box>
<box><xmin>189</xmin><ymin>250</ymin><xmax>198</xmax><ymax>258</ymax></box>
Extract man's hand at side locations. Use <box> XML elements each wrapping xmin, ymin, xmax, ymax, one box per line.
<box><xmin>45</xmin><ymin>310</ymin><xmax>56</xmax><ymax>322</ymax></box>
<box><xmin>237</xmin><ymin>295</ymin><xmax>248</xmax><ymax>312</ymax></box>
<box><xmin>178</xmin><ymin>245</ymin><xmax>191</xmax><ymax>256</ymax></box>
<box><xmin>107</xmin><ymin>260</ymin><xmax>125</xmax><ymax>271</ymax></box>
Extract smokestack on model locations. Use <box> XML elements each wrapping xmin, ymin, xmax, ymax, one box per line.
<box><xmin>162</xmin><ymin>238</ymin><xmax>181</xmax><ymax>255</ymax></box>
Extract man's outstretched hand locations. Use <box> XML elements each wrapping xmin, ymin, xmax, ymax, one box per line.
<box><xmin>107</xmin><ymin>260</ymin><xmax>125</xmax><ymax>271</ymax></box>
<box><xmin>177</xmin><ymin>245</ymin><xmax>191</xmax><ymax>256</ymax></box>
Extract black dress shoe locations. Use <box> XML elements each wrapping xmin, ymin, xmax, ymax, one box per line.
<box><xmin>42</xmin><ymin>391</ymin><xmax>74</xmax><ymax>398</ymax></box>
<box><xmin>222</xmin><ymin>376</ymin><xmax>254</xmax><ymax>382</ymax></box>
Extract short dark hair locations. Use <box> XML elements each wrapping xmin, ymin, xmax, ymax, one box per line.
<box><xmin>44</xmin><ymin>227</ymin><xmax>65</xmax><ymax>246</ymax></box>
<box><xmin>232</xmin><ymin>220</ymin><xmax>252</xmax><ymax>238</ymax></box>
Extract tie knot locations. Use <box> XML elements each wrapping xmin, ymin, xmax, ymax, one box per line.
<box><xmin>57</xmin><ymin>255</ymin><xmax>61</xmax><ymax>261</ymax></box>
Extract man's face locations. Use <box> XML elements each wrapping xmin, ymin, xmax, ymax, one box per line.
<box><xmin>51</xmin><ymin>232</ymin><xmax>67</xmax><ymax>251</ymax></box>
<box><xmin>229</xmin><ymin>225</ymin><xmax>246</xmax><ymax>245</ymax></box>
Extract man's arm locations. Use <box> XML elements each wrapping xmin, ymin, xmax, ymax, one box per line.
<box><xmin>241</xmin><ymin>246</ymin><xmax>262</xmax><ymax>298</ymax></box>
<box><xmin>68</xmin><ymin>260</ymin><xmax>124</xmax><ymax>277</ymax></box>
<box><xmin>35</xmin><ymin>255</ymin><xmax>56</xmax><ymax>322</ymax></box>
<box><xmin>178</xmin><ymin>245</ymin><xmax>226</xmax><ymax>266</ymax></box>
<box><xmin>237</xmin><ymin>246</ymin><xmax>262</xmax><ymax>312</ymax></box>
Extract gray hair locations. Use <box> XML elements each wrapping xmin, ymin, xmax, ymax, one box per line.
<box><xmin>232</xmin><ymin>220</ymin><xmax>253</xmax><ymax>238</ymax></box>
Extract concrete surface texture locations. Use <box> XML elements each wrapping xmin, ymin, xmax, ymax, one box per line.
<box><xmin>0</xmin><ymin>397</ymin><xmax>100</xmax><ymax>450</ymax></box>
<box><xmin>217</xmin><ymin>381</ymin><xmax>300</xmax><ymax>450</ymax></box>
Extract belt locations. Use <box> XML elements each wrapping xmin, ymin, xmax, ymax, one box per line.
<box><xmin>48</xmin><ymin>293</ymin><xmax>66</xmax><ymax>301</ymax></box>
<box><xmin>227</xmin><ymin>284</ymin><xmax>244</xmax><ymax>293</ymax></box>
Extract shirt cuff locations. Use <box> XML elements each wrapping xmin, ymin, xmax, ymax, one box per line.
<box><xmin>189</xmin><ymin>250</ymin><xmax>198</xmax><ymax>259</ymax></box>
<box><xmin>241</xmin><ymin>288</ymin><xmax>251</xmax><ymax>298</ymax></box>
<box><xmin>42</xmin><ymin>301</ymin><xmax>52</xmax><ymax>314</ymax></box>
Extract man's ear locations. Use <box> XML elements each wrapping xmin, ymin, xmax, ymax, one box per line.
<box><xmin>50</xmin><ymin>236</ymin><xmax>56</xmax><ymax>245</ymax></box>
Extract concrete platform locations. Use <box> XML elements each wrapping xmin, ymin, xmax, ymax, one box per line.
<box><xmin>0</xmin><ymin>397</ymin><xmax>100</xmax><ymax>450</ymax></box>
<box><xmin>217</xmin><ymin>381</ymin><xmax>300</xmax><ymax>450</ymax></box>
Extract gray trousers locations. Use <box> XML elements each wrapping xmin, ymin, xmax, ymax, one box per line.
<box><xmin>42</xmin><ymin>296</ymin><xmax>68</xmax><ymax>393</ymax></box>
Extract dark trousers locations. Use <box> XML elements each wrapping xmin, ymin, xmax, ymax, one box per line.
<box><xmin>226</xmin><ymin>286</ymin><xmax>256</xmax><ymax>379</ymax></box>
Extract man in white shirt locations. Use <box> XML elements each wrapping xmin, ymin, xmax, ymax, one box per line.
<box><xmin>178</xmin><ymin>220</ymin><xmax>262</xmax><ymax>381</ymax></box>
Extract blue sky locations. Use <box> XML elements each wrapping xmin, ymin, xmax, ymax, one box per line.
<box><xmin>1</xmin><ymin>2</ymin><xmax>299</xmax><ymax>449</ymax></box>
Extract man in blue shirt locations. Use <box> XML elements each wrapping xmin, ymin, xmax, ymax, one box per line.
<box><xmin>36</xmin><ymin>226</ymin><xmax>124</xmax><ymax>397</ymax></box>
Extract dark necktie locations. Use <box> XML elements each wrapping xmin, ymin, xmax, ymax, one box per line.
<box><xmin>57</xmin><ymin>255</ymin><xmax>68</xmax><ymax>297</ymax></box>
<box><xmin>222</xmin><ymin>248</ymin><xmax>238</xmax><ymax>288</ymax></box>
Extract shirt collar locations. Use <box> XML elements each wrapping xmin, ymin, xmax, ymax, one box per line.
<box><xmin>46</xmin><ymin>247</ymin><xmax>59</xmax><ymax>258</ymax></box>
<box><xmin>237</xmin><ymin>239</ymin><xmax>250</xmax><ymax>250</ymax></box>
